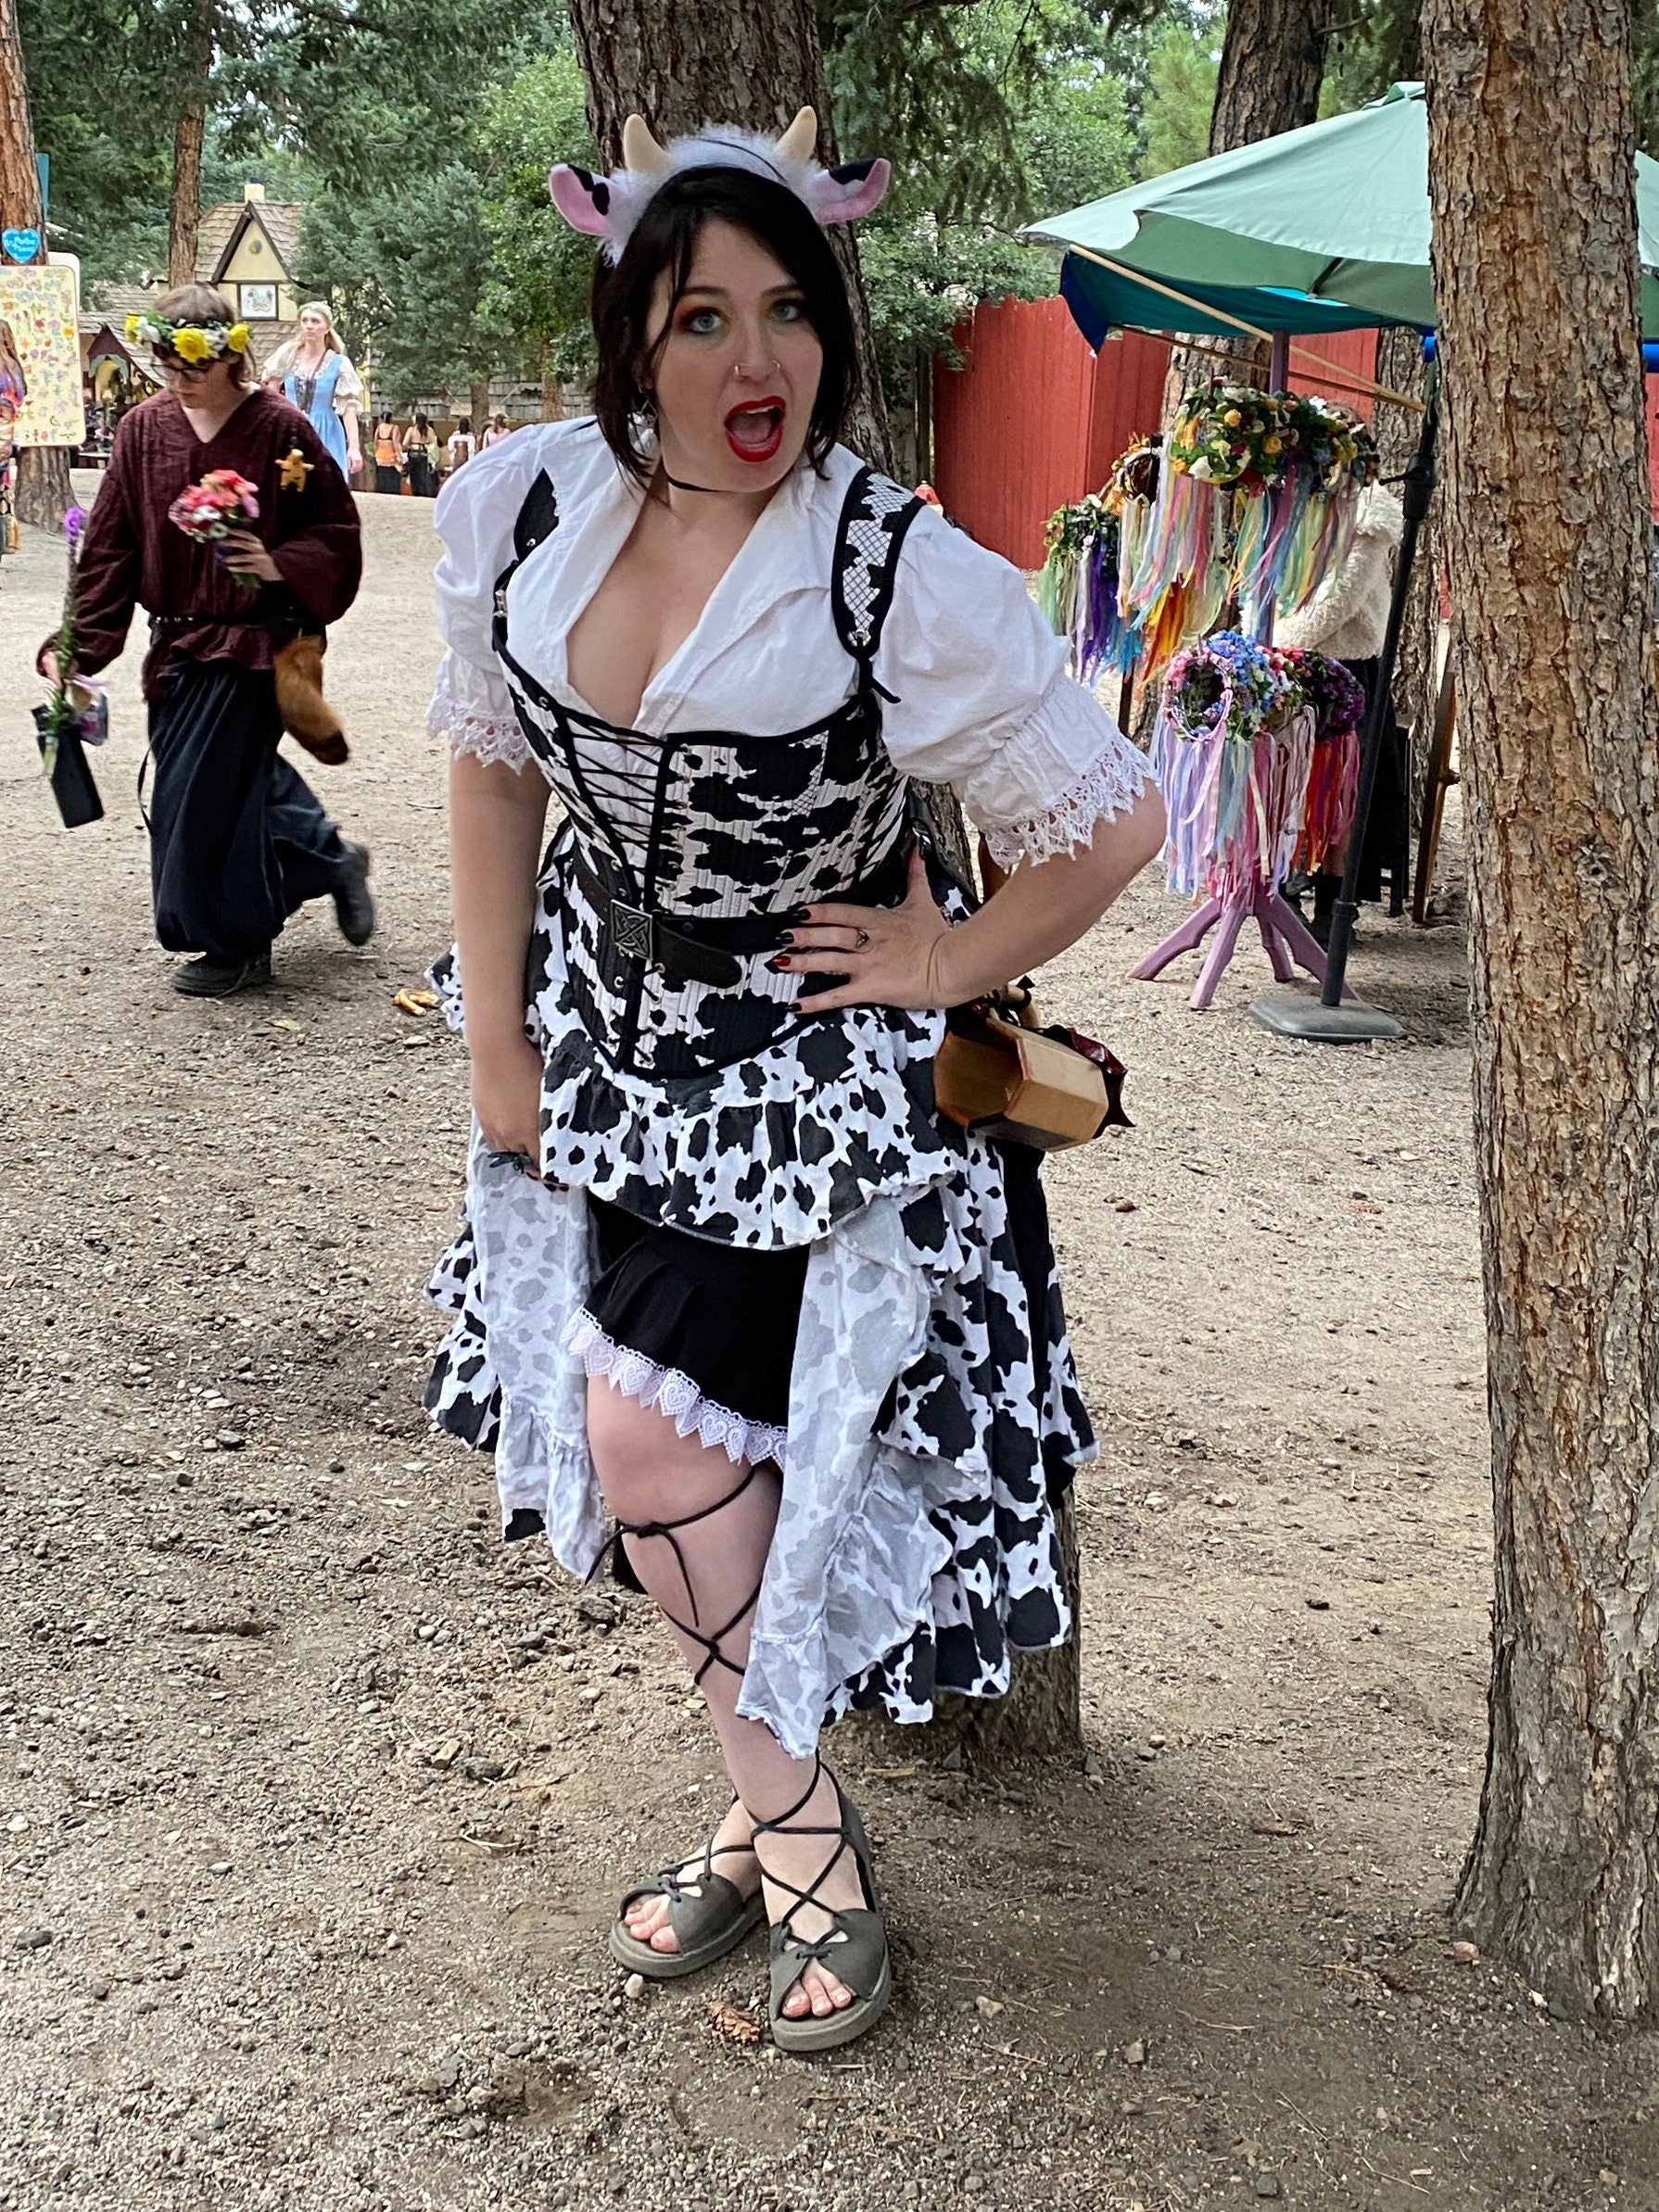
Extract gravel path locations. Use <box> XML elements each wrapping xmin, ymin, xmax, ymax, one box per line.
<box><xmin>0</xmin><ymin>482</ymin><xmax>1646</xmax><ymax>2212</ymax></box>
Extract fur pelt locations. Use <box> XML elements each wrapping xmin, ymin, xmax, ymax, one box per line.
<box><xmin>272</xmin><ymin>633</ymin><xmax>348</xmax><ymax>765</ymax></box>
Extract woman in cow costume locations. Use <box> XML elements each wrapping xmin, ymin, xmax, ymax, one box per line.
<box><xmin>423</xmin><ymin>108</ymin><xmax>1163</xmax><ymax>2053</ymax></box>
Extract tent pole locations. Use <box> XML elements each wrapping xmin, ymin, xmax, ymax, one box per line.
<box><xmin>1318</xmin><ymin>360</ymin><xmax>1440</xmax><ymax>1009</ymax></box>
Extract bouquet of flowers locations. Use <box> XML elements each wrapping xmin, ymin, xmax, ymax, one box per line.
<box><xmin>34</xmin><ymin>505</ymin><xmax>107</xmax><ymax>828</ymax></box>
<box><xmin>169</xmin><ymin>469</ymin><xmax>261</xmax><ymax>589</ymax></box>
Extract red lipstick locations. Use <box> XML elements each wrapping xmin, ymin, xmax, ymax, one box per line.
<box><xmin>724</xmin><ymin>397</ymin><xmax>786</xmax><ymax>464</ymax></box>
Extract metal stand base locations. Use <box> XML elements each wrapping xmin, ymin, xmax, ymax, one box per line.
<box><xmin>1247</xmin><ymin>985</ymin><xmax>1405</xmax><ymax>1043</ymax></box>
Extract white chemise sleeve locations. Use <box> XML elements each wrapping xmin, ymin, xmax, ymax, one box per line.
<box><xmin>425</xmin><ymin>435</ymin><xmax>554</xmax><ymax>773</ymax></box>
<box><xmin>873</xmin><ymin>505</ymin><xmax>1155</xmax><ymax>869</ymax></box>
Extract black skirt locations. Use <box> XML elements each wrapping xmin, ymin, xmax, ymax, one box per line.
<box><xmin>579</xmin><ymin>1194</ymin><xmax>807</xmax><ymax>1438</ymax></box>
<box><xmin>147</xmin><ymin>658</ymin><xmax>347</xmax><ymax>961</ymax></box>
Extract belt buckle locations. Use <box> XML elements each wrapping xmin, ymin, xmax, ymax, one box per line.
<box><xmin>611</xmin><ymin>900</ymin><xmax>655</xmax><ymax>964</ymax></box>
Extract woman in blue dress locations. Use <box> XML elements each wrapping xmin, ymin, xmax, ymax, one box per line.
<box><xmin>262</xmin><ymin>303</ymin><xmax>364</xmax><ymax>485</ymax></box>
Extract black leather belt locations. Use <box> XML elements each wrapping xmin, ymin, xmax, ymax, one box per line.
<box><xmin>562</xmin><ymin>837</ymin><xmax>912</xmax><ymax>991</ymax></box>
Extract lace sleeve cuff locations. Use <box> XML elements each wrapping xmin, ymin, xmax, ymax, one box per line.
<box><xmin>978</xmin><ymin>730</ymin><xmax>1155</xmax><ymax>870</ymax></box>
<box><xmin>425</xmin><ymin>651</ymin><xmax>532</xmax><ymax>772</ymax></box>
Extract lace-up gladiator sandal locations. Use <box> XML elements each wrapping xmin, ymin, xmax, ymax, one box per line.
<box><xmin>752</xmin><ymin>1756</ymin><xmax>892</xmax><ymax>2054</ymax></box>
<box><xmin>606</xmin><ymin>1465</ymin><xmax>771</xmax><ymax>1979</ymax></box>
<box><xmin>609</xmin><ymin>1795</ymin><xmax>766</xmax><ymax>1978</ymax></box>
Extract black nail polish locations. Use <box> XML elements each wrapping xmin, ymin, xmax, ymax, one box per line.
<box><xmin>765</xmin><ymin>955</ymin><xmax>791</xmax><ymax>973</ymax></box>
<box><xmin>786</xmin><ymin>905</ymin><xmax>813</xmax><ymax>924</ymax></box>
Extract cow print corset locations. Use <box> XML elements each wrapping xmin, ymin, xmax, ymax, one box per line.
<box><xmin>490</xmin><ymin>466</ymin><xmax>926</xmax><ymax>1080</ymax></box>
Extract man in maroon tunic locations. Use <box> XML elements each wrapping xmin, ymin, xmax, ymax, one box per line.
<box><xmin>54</xmin><ymin>284</ymin><xmax>373</xmax><ymax>995</ymax></box>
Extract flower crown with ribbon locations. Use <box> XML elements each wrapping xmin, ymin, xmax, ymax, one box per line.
<box><xmin>126</xmin><ymin>312</ymin><xmax>250</xmax><ymax>364</ymax></box>
<box><xmin>549</xmin><ymin>107</ymin><xmax>891</xmax><ymax>264</ymax></box>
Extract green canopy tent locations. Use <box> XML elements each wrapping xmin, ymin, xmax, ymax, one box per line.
<box><xmin>1021</xmin><ymin>85</ymin><xmax>1659</xmax><ymax>1034</ymax></box>
<box><xmin>1026</xmin><ymin>82</ymin><xmax>1659</xmax><ymax>346</ymax></box>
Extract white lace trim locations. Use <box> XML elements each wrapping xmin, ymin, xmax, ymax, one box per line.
<box><xmin>980</xmin><ymin>735</ymin><xmax>1154</xmax><ymax>869</ymax></box>
<box><xmin>425</xmin><ymin>655</ymin><xmax>532</xmax><ymax>771</ymax></box>
<box><xmin>565</xmin><ymin>1308</ymin><xmax>790</xmax><ymax>1469</ymax></box>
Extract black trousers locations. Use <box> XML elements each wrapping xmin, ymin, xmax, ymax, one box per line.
<box><xmin>148</xmin><ymin>658</ymin><xmax>347</xmax><ymax>964</ymax></box>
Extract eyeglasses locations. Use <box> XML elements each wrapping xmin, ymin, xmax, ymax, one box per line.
<box><xmin>152</xmin><ymin>352</ymin><xmax>215</xmax><ymax>378</ymax></box>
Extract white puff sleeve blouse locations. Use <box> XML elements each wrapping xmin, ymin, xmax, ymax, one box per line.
<box><xmin>425</xmin><ymin>430</ymin><xmax>1157</xmax><ymax>860</ymax></box>
<box><xmin>872</xmin><ymin>502</ymin><xmax>1154</xmax><ymax>869</ymax></box>
<box><xmin>424</xmin><ymin>435</ymin><xmax>549</xmax><ymax>772</ymax></box>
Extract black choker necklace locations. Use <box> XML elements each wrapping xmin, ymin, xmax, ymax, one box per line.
<box><xmin>662</xmin><ymin>470</ymin><xmax>729</xmax><ymax>494</ymax></box>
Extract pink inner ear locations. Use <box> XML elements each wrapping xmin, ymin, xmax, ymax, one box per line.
<box><xmin>548</xmin><ymin>164</ymin><xmax>614</xmax><ymax>239</ymax></box>
<box><xmin>813</xmin><ymin>157</ymin><xmax>892</xmax><ymax>225</ymax></box>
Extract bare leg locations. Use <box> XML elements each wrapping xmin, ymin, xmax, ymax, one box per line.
<box><xmin>585</xmin><ymin>1379</ymin><xmax>867</xmax><ymax>2020</ymax></box>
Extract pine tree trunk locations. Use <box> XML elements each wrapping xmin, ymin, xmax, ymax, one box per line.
<box><xmin>1162</xmin><ymin>0</ymin><xmax>1333</xmax><ymax>408</ymax></box>
<box><xmin>1209</xmin><ymin>0</ymin><xmax>1332</xmax><ymax>153</ymax></box>
<box><xmin>168</xmin><ymin>101</ymin><xmax>206</xmax><ymax>288</ymax></box>
<box><xmin>564</xmin><ymin>0</ymin><xmax>1076</xmax><ymax>1765</ymax></box>
<box><xmin>167</xmin><ymin>0</ymin><xmax>215</xmax><ymax>289</ymax></box>
<box><xmin>15</xmin><ymin>447</ymin><xmax>70</xmax><ymax>529</ymax></box>
<box><xmin>471</xmin><ymin>373</ymin><xmax>492</xmax><ymax>437</ymax></box>
<box><xmin>0</xmin><ymin>0</ymin><xmax>70</xmax><ymax>526</ymax></box>
<box><xmin>0</xmin><ymin>0</ymin><xmax>39</xmax><ymax>238</ymax></box>
<box><xmin>1425</xmin><ymin>0</ymin><xmax>1659</xmax><ymax>2016</ymax></box>
<box><xmin>564</xmin><ymin>0</ymin><xmax>892</xmax><ymax>471</ymax></box>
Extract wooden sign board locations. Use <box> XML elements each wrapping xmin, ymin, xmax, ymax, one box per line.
<box><xmin>0</xmin><ymin>261</ymin><xmax>83</xmax><ymax>447</ymax></box>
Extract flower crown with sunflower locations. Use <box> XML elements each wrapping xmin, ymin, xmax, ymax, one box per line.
<box><xmin>126</xmin><ymin>312</ymin><xmax>250</xmax><ymax>363</ymax></box>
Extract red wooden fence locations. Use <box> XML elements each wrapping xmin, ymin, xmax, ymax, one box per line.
<box><xmin>931</xmin><ymin>298</ymin><xmax>1169</xmax><ymax>570</ymax></box>
<box><xmin>931</xmin><ymin>298</ymin><xmax>1389</xmax><ymax>569</ymax></box>
<box><xmin>933</xmin><ymin>293</ymin><xmax>1659</xmax><ymax>567</ymax></box>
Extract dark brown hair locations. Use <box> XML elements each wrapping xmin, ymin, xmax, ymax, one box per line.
<box><xmin>590</xmin><ymin>165</ymin><xmax>857</xmax><ymax>485</ymax></box>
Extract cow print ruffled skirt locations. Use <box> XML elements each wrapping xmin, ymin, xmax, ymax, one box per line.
<box><xmin>423</xmin><ymin>904</ymin><xmax>1095</xmax><ymax>1760</ymax></box>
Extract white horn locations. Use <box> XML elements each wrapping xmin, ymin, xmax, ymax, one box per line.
<box><xmin>775</xmin><ymin>107</ymin><xmax>817</xmax><ymax>165</ymax></box>
<box><xmin>621</xmin><ymin>114</ymin><xmax>671</xmax><ymax>172</ymax></box>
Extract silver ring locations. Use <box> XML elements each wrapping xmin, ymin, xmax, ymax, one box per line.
<box><xmin>852</xmin><ymin>928</ymin><xmax>870</xmax><ymax>951</ymax></box>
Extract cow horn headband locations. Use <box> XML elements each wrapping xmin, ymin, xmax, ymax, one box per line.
<box><xmin>549</xmin><ymin>107</ymin><xmax>891</xmax><ymax>264</ymax></box>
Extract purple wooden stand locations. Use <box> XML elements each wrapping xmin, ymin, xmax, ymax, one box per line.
<box><xmin>1136</xmin><ymin>339</ymin><xmax>1355</xmax><ymax>1018</ymax></box>
<box><xmin>1131</xmin><ymin>884</ymin><xmax>1354</xmax><ymax>1013</ymax></box>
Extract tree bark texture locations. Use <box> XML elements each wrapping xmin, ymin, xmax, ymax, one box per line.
<box><xmin>167</xmin><ymin>0</ymin><xmax>215</xmax><ymax>290</ymax></box>
<box><xmin>564</xmin><ymin>0</ymin><xmax>892</xmax><ymax>471</ymax></box>
<box><xmin>1209</xmin><ymin>0</ymin><xmax>1333</xmax><ymax>156</ymax></box>
<box><xmin>1425</xmin><ymin>0</ymin><xmax>1659</xmax><ymax>2017</ymax></box>
<box><xmin>0</xmin><ymin>0</ymin><xmax>70</xmax><ymax>527</ymax></box>
<box><xmin>0</xmin><ymin>0</ymin><xmax>42</xmax><ymax>243</ymax></box>
<box><xmin>1162</xmin><ymin>0</ymin><xmax>1334</xmax><ymax>410</ymax></box>
<box><xmin>563</xmin><ymin>0</ymin><xmax>1077</xmax><ymax>1762</ymax></box>
<box><xmin>168</xmin><ymin>101</ymin><xmax>206</xmax><ymax>289</ymax></box>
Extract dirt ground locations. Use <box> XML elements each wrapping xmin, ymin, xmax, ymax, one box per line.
<box><xmin>0</xmin><ymin>478</ymin><xmax>1650</xmax><ymax>2212</ymax></box>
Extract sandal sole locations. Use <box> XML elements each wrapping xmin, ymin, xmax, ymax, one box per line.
<box><xmin>770</xmin><ymin>1951</ymin><xmax>893</xmax><ymax>2054</ymax></box>
<box><xmin>607</xmin><ymin>1892</ymin><xmax>766</xmax><ymax>1980</ymax></box>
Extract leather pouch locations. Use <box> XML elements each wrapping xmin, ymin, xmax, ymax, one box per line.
<box><xmin>934</xmin><ymin>989</ymin><xmax>1129</xmax><ymax>1150</ymax></box>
